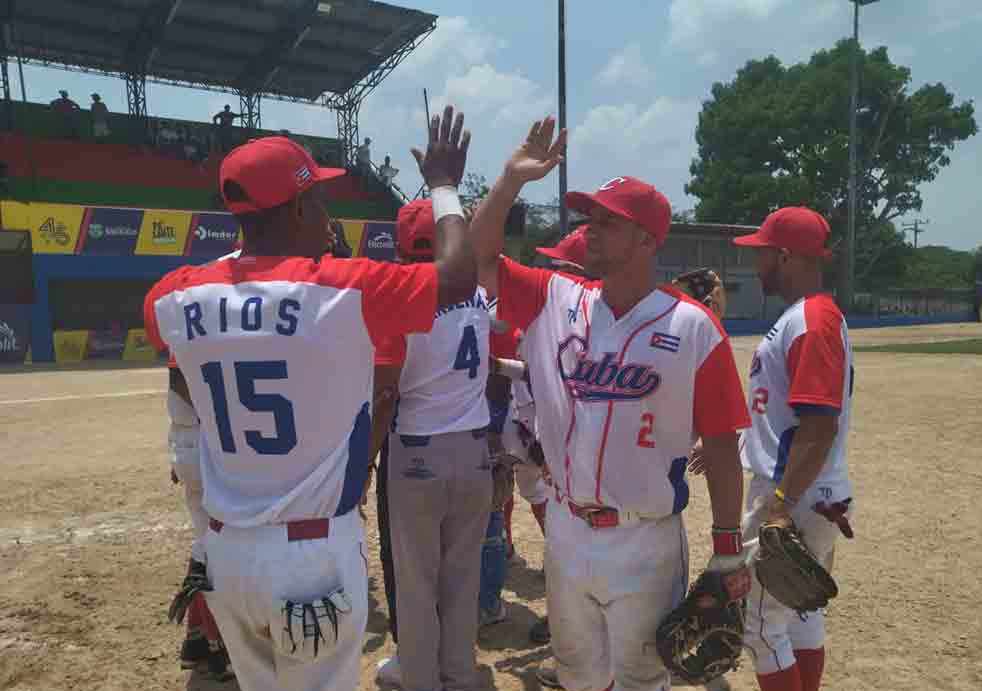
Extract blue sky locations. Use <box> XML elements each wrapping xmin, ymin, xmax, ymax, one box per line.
<box><xmin>8</xmin><ymin>0</ymin><xmax>982</xmax><ymax>250</ymax></box>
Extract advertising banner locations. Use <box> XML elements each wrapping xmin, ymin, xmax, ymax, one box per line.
<box><xmin>188</xmin><ymin>213</ymin><xmax>241</xmax><ymax>258</ymax></box>
<box><xmin>78</xmin><ymin>207</ymin><xmax>144</xmax><ymax>255</ymax></box>
<box><xmin>359</xmin><ymin>221</ymin><xmax>397</xmax><ymax>261</ymax></box>
<box><xmin>86</xmin><ymin>328</ymin><xmax>128</xmax><ymax>360</ymax></box>
<box><xmin>135</xmin><ymin>210</ymin><xmax>193</xmax><ymax>256</ymax></box>
<box><xmin>53</xmin><ymin>330</ymin><xmax>90</xmax><ymax>363</ymax></box>
<box><xmin>0</xmin><ymin>304</ymin><xmax>30</xmax><ymax>364</ymax></box>
<box><xmin>123</xmin><ymin>329</ymin><xmax>161</xmax><ymax>362</ymax></box>
<box><xmin>28</xmin><ymin>204</ymin><xmax>86</xmax><ymax>254</ymax></box>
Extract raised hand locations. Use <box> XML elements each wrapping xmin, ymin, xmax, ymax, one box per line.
<box><xmin>411</xmin><ymin>105</ymin><xmax>471</xmax><ymax>189</ymax></box>
<box><xmin>504</xmin><ymin>116</ymin><xmax>567</xmax><ymax>184</ymax></box>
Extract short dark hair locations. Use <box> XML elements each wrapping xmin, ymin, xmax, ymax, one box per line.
<box><xmin>222</xmin><ymin>180</ymin><xmax>291</xmax><ymax>240</ymax></box>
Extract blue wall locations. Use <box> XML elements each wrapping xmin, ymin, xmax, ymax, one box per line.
<box><xmin>30</xmin><ymin>254</ymin><xmax>210</xmax><ymax>362</ymax></box>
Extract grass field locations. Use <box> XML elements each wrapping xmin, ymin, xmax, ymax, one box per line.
<box><xmin>855</xmin><ymin>338</ymin><xmax>982</xmax><ymax>354</ymax></box>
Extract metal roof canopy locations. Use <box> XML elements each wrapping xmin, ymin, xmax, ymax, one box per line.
<box><xmin>0</xmin><ymin>0</ymin><xmax>437</xmax><ymax>162</ymax></box>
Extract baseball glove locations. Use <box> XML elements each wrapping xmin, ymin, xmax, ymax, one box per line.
<box><xmin>755</xmin><ymin>520</ymin><xmax>838</xmax><ymax>615</ymax></box>
<box><xmin>673</xmin><ymin>268</ymin><xmax>726</xmax><ymax>319</ymax></box>
<box><xmin>656</xmin><ymin>571</ymin><xmax>746</xmax><ymax>685</ymax></box>
<box><xmin>168</xmin><ymin>559</ymin><xmax>213</xmax><ymax>625</ymax></box>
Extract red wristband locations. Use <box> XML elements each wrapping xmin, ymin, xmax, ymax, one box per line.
<box><xmin>712</xmin><ymin>528</ymin><xmax>742</xmax><ymax>556</ymax></box>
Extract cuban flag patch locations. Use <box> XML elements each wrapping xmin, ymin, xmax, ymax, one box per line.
<box><xmin>649</xmin><ymin>331</ymin><xmax>681</xmax><ymax>353</ymax></box>
<box><xmin>296</xmin><ymin>166</ymin><xmax>312</xmax><ymax>185</ymax></box>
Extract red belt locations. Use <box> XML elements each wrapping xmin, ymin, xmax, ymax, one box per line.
<box><xmin>566</xmin><ymin>500</ymin><xmax>621</xmax><ymax>529</ymax></box>
<box><xmin>209</xmin><ymin>517</ymin><xmax>331</xmax><ymax>542</ymax></box>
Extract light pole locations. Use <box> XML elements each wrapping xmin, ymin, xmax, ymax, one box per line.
<box><xmin>845</xmin><ymin>0</ymin><xmax>881</xmax><ymax>309</ymax></box>
<box><xmin>558</xmin><ymin>0</ymin><xmax>568</xmax><ymax>236</ymax></box>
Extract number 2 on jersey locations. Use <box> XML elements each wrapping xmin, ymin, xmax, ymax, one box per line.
<box><xmin>637</xmin><ymin>412</ymin><xmax>656</xmax><ymax>448</ymax></box>
<box><xmin>201</xmin><ymin>360</ymin><xmax>298</xmax><ymax>455</ymax></box>
<box><xmin>454</xmin><ymin>325</ymin><xmax>481</xmax><ymax>379</ymax></box>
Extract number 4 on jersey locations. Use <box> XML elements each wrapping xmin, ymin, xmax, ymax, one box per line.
<box><xmin>454</xmin><ymin>325</ymin><xmax>481</xmax><ymax>379</ymax></box>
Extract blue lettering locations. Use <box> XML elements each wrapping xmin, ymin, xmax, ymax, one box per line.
<box><xmin>184</xmin><ymin>302</ymin><xmax>206</xmax><ymax>341</ymax></box>
<box><xmin>276</xmin><ymin>299</ymin><xmax>301</xmax><ymax>336</ymax></box>
<box><xmin>242</xmin><ymin>297</ymin><xmax>262</xmax><ymax>331</ymax></box>
<box><xmin>592</xmin><ymin>354</ymin><xmax>619</xmax><ymax>387</ymax></box>
<box><xmin>219</xmin><ymin>297</ymin><xmax>228</xmax><ymax>332</ymax></box>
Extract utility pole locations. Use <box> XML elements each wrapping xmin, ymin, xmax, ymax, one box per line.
<box><xmin>557</xmin><ymin>0</ymin><xmax>568</xmax><ymax>236</ymax></box>
<box><xmin>902</xmin><ymin>218</ymin><xmax>929</xmax><ymax>249</ymax></box>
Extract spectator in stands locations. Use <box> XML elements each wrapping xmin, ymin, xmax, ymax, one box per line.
<box><xmin>213</xmin><ymin>105</ymin><xmax>241</xmax><ymax>152</ymax></box>
<box><xmin>50</xmin><ymin>90</ymin><xmax>81</xmax><ymax>139</ymax></box>
<box><xmin>357</xmin><ymin>136</ymin><xmax>372</xmax><ymax>172</ymax></box>
<box><xmin>379</xmin><ymin>155</ymin><xmax>399</xmax><ymax>186</ymax></box>
<box><xmin>90</xmin><ymin>94</ymin><xmax>110</xmax><ymax>138</ymax></box>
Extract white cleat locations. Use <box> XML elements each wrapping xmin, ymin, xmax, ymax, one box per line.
<box><xmin>376</xmin><ymin>655</ymin><xmax>402</xmax><ymax>687</ymax></box>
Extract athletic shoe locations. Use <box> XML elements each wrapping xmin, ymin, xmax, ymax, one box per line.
<box><xmin>535</xmin><ymin>665</ymin><xmax>564</xmax><ymax>689</ymax></box>
<box><xmin>207</xmin><ymin>643</ymin><xmax>235</xmax><ymax>682</ymax></box>
<box><xmin>376</xmin><ymin>655</ymin><xmax>402</xmax><ymax>686</ymax></box>
<box><xmin>479</xmin><ymin>601</ymin><xmax>508</xmax><ymax>628</ymax></box>
<box><xmin>179</xmin><ymin>633</ymin><xmax>209</xmax><ymax>669</ymax></box>
<box><xmin>529</xmin><ymin>617</ymin><xmax>551</xmax><ymax>645</ymax></box>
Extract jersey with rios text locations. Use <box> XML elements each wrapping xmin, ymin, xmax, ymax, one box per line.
<box><xmin>741</xmin><ymin>294</ymin><xmax>853</xmax><ymax>501</ymax></box>
<box><xmin>374</xmin><ymin>289</ymin><xmax>492</xmax><ymax>435</ymax></box>
<box><xmin>496</xmin><ymin>258</ymin><xmax>750</xmax><ymax>519</ymax></box>
<box><xmin>144</xmin><ymin>254</ymin><xmax>438</xmax><ymax>526</ymax></box>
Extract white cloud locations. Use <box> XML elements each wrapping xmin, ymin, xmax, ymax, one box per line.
<box><xmin>568</xmin><ymin>98</ymin><xmax>701</xmax><ymax>210</ymax></box>
<box><xmin>596</xmin><ymin>43</ymin><xmax>653</xmax><ymax>88</ymax></box>
<box><xmin>669</xmin><ymin>0</ymin><xmax>789</xmax><ymax>46</ymax></box>
<box><xmin>405</xmin><ymin>16</ymin><xmax>506</xmax><ymax>72</ymax></box>
<box><xmin>435</xmin><ymin>64</ymin><xmax>553</xmax><ymax>124</ymax></box>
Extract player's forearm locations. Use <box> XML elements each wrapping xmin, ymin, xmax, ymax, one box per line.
<box><xmin>434</xmin><ymin>212</ymin><xmax>478</xmax><ymax>308</ymax></box>
<box><xmin>471</xmin><ymin>171</ymin><xmax>523</xmax><ymax>275</ymax></box>
<box><xmin>778</xmin><ymin>415</ymin><xmax>838</xmax><ymax>501</ymax></box>
<box><xmin>701</xmin><ymin>432</ymin><xmax>744</xmax><ymax>531</ymax></box>
<box><xmin>369</xmin><ymin>401</ymin><xmax>396</xmax><ymax>466</ymax></box>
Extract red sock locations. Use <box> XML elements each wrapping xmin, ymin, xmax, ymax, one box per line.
<box><xmin>192</xmin><ymin>593</ymin><xmax>222</xmax><ymax>643</ymax></box>
<box><xmin>504</xmin><ymin>496</ymin><xmax>515</xmax><ymax>555</ymax></box>
<box><xmin>531</xmin><ymin>501</ymin><xmax>547</xmax><ymax>535</ymax></box>
<box><xmin>757</xmin><ymin>664</ymin><xmax>803</xmax><ymax>691</ymax></box>
<box><xmin>794</xmin><ymin>648</ymin><xmax>825</xmax><ymax>691</ymax></box>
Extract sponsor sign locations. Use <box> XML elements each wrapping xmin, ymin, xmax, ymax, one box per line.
<box><xmin>80</xmin><ymin>207</ymin><xmax>143</xmax><ymax>255</ymax></box>
<box><xmin>0</xmin><ymin>304</ymin><xmax>30</xmax><ymax>364</ymax></box>
<box><xmin>26</xmin><ymin>204</ymin><xmax>85</xmax><ymax>254</ymax></box>
<box><xmin>359</xmin><ymin>222</ymin><xmax>397</xmax><ymax>261</ymax></box>
<box><xmin>135</xmin><ymin>210</ymin><xmax>192</xmax><ymax>256</ymax></box>
<box><xmin>188</xmin><ymin>213</ymin><xmax>241</xmax><ymax>257</ymax></box>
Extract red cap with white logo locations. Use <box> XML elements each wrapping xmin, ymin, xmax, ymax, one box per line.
<box><xmin>219</xmin><ymin>136</ymin><xmax>346</xmax><ymax>214</ymax></box>
<box><xmin>733</xmin><ymin>207</ymin><xmax>832</xmax><ymax>258</ymax></box>
<box><xmin>536</xmin><ymin>225</ymin><xmax>587</xmax><ymax>266</ymax></box>
<box><xmin>566</xmin><ymin>177</ymin><xmax>672</xmax><ymax>246</ymax></box>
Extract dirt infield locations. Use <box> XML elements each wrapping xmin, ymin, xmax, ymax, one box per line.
<box><xmin>1</xmin><ymin>323</ymin><xmax>980</xmax><ymax>691</ymax></box>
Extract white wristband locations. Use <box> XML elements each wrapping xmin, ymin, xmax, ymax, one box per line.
<box><xmin>431</xmin><ymin>185</ymin><xmax>464</xmax><ymax>222</ymax></box>
<box><xmin>493</xmin><ymin>357</ymin><xmax>528</xmax><ymax>381</ymax></box>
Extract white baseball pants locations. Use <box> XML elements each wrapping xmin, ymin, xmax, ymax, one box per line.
<box><xmin>545</xmin><ymin>500</ymin><xmax>688</xmax><ymax>691</ymax></box>
<box><xmin>167</xmin><ymin>390</ymin><xmax>207</xmax><ymax>563</ymax></box>
<box><xmin>742</xmin><ymin>474</ymin><xmax>854</xmax><ymax>675</ymax></box>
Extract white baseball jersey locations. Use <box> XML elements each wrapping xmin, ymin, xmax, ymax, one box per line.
<box><xmin>375</xmin><ymin>288</ymin><xmax>492</xmax><ymax>435</ymax></box>
<box><xmin>144</xmin><ymin>254</ymin><xmax>438</xmax><ymax>526</ymax></box>
<box><xmin>496</xmin><ymin>258</ymin><xmax>750</xmax><ymax>518</ymax></box>
<box><xmin>741</xmin><ymin>294</ymin><xmax>853</xmax><ymax>500</ymax></box>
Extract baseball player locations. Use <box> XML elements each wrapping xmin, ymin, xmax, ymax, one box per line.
<box><xmin>731</xmin><ymin>208</ymin><xmax>855</xmax><ymax>691</ymax></box>
<box><xmin>143</xmin><ymin>106</ymin><xmax>476</xmax><ymax>691</ymax></box>
<box><xmin>471</xmin><ymin>117</ymin><xmax>752</xmax><ymax>691</ymax></box>
<box><xmin>167</xmin><ymin>362</ymin><xmax>234</xmax><ymax>682</ymax></box>
<box><xmin>370</xmin><ymin>197</ymin><xmax>503</xmax><ymax>691</ymax></box>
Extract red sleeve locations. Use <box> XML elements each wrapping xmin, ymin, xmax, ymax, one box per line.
<box><xmin>787</xmin><ymin>298</ymin><xmax>846</xmax><ymax>409</ymax></box>
<box><xmin>496</xmin><ymin>257</ymin><xmax>553</xmax><ymax>332</ymax></box>
<box><xmin>374</xmin><ymin>335</ymin><xmax>408</xmax><ymax>366</ymax></box>
<box><xmin>693</xmin><ymin>338</ymin><xmax>751</xmax><ymax>437</ymax></box>
<box><xmin>490</xmin><ymin>327</ymin><xmax>520</xmax><ymax>360</ymax></box>
<box><xmin>357</xmin><ymin>261</ymin><xmax>439</xmax><ymax>346</ymax></box>
<box><xmin>142</xmin><ymin>267</ymin><xmax>191</xmax><ymax>354</ymax></box>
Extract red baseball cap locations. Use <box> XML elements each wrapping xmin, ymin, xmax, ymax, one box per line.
<box><xmin>397</xmin><ymin>199</ymin><xmax>436</xmax><ymax>259</ymax></box>
<box><xmin>733</xmin><ymin>207</ymin><xmax>832</xmax><ymax>258</ymax></box>
<box><xmin>566</xmin><ymin>177</ymin><xmax>672</xmax><ymax>246</ymax></box>
<box><xmin>219</xmin><ymin>136</ymin><xmax>345</xmax><ymax>214</ymax></box>
<box><xmin>536</xmin><ymin>226</ymin><xmax>587</xmax><ymax>266</ymax></box>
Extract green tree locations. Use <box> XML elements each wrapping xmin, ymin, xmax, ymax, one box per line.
<box><xmin>686</xmin><ymin>40</ymin><xmax>977</xmax><ymax>291</ymax></box>
<box><xmin>897</xmin><ymin>245</ymin><xmax>975</xmax><ymax>290</ymax></box>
